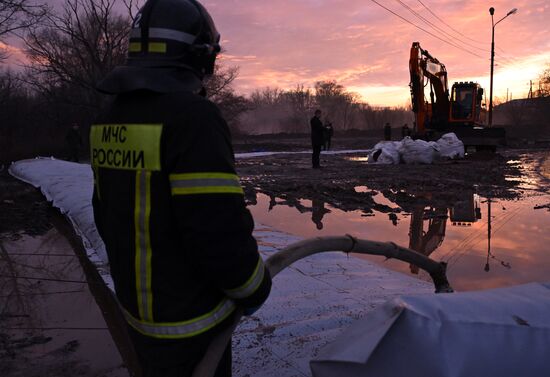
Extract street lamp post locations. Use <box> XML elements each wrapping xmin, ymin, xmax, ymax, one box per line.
<box><xmin>488</xmin><ymin>7</ymin><xmax>518</xmax><ymax>127</ymax></box>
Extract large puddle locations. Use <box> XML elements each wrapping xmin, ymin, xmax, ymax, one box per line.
<box><xmin>249</xmin><ymin>190</ymin><xmax>550</xmax><ymax>292</ymax></box>
<box><xmin>0</xmin><ymin>229</ymin><xmax>127</xmax><ymax>376</ymax></box>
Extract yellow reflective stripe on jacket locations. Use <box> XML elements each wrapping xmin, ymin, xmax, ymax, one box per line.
<box><xmin>169</xmin><ymin>173</ymin><xmax>244</xmax><ymax>195</ymax></box>
<box><xmin>135</xmin><ymin>170</ymin><xmax>154</xmax><ymax>321</ymax></box>
<box><xmin>123</xmin><ymin>298</ymin><xmax>236</xmax><ymax>339</ymax></box>
<box><xmin>224</xmin><ymin>257</ymin><xmax>265</xmax><ymax>300</ymax></box>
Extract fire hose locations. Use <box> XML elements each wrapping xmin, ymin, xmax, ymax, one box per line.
<box><xmin>192</xmin><ymin>235</ymin><xmax>453</xmax><ymax>377</ymax></box>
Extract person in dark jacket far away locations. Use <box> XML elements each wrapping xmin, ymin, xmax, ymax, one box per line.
<box><xmin>90</xmin><ymin>1</ymin><xmax>271</xmax><ymax>376</ymax></box>
<box><xmin>311</xmin><ymin>109</ymin><xmax>324</xmax><ymax>168</ymax></box>
<box><xmin>401</xmin><ymin>123</ymin><xmax>410</xmax><ymax>139</ymax></box>
<box><xmin>384</xmin><ymin>122</ymin><xmax>392</xmax><ymax>141</ymax></box>
<box><xmin>65</xmin><ymin>123</ymin><xmax>82</xmax><ymax>162</ymax></box>
<box><xmin>323</xmin><ymin>121</ymin><xmax>334</xmax><ymax>151</ymax></box>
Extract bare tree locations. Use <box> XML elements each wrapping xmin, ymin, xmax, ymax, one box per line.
<box><xmin>0</xmin><ymin>0</ymin><xmax>48</xmax><ymax>60</ymax></box>
<box><xmin>205</xmin><ymin>64</ymin><xmax>239</xmax><ymax>100</ymax></box>
<box><xmin>538</xmin><ymin>64</ymin><xmax>550</xmax><ymax>98</ymax></box>
<box><xmin>121</xmin><ymin>0</ymin><xmax>145</xmax><ymax>20</ymax></box>
<box><xmin>23</xmin><ymin>0</ymin><xmax>130</xmax><ymax>110</ymax></box>
<box><xmin>314</xmin><ymin>81</ymin><xmax>359</xmax><ymax>130</ymax></box>
<box><xmin>282</xmin><ymin>85</ymin><xmax>315</xmax><ymax>132</ymax></box>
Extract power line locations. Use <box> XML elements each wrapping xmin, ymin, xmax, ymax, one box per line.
<box><xmin>369</xmin><ymin>0</ymin><xmax>486</xmax><ymax>60</ymax></box>
<box><xmin>416</xmin><ymin>0</ymin><xmax>488</xmax><ymax>46</ymax></box>
<box><xmin>395</xmin><ymin>0</ymin><xmax>490</xmax><ymax>55</ymax></box>
<box><xmin>413</xmin><ymin>0</ymin><xmax>523</xmax><ymax>68</ymax></box>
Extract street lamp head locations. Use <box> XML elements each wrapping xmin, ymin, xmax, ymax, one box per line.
<box><xmin>489</xmin><ymin>7</ymin><xmax>495</xmax><ymax>15</ymax></box>
<box><xmin>507</xmin><ymin>8</ymin><xmax>518</xmax><ymax>16</ymax></box>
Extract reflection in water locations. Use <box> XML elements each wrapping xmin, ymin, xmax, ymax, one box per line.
<box><xmin>405</xmin><ymin>192</ymin><xmax>513</xmax><ymax>275</ymax></box>
<box><xmin>408</xmin><ymin>206</ymin><xmax>448</xmax><ymax>274</ymax></box>
<box><xmin>248</xmin><ymin>187</ymin><xmax>550</xmax><ymax>291</ymax></box>
<box><xmin>0</xmin><ymin>229</ymin><xmax>126</xmax><ymax>375</ymax></box>
<box><xmin>450</xmin><ymin>193</ymin><xmax>482</xmax><ymax>226</ymax></box>
<box><xmin>311</xmin><ymin>199</ymin><xmax>329</xmax><ymax>230</ymax></box>
<box><xmin>406</xmin><ymin>192</ymin><xmax>481</xmax><ymax>273</ymax></box>
<box><xmin>483</xmin><ymin>199</ymin><xmax>512</xmax><ymax>272</ymax></box>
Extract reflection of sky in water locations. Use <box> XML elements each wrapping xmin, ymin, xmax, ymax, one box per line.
<box><xmin>249</xmin><ymin>192</ymin><xmax>550</xmax><ymax>291</ymax></box>
<box><xmin>346</xmin><ymin>156</ymin><xmax>369</xmax><ymax>163</ymax></box>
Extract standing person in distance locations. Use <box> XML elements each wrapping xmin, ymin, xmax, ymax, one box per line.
<box><xmin>384</xmin><ymin>122</ymin><xmax>392</xmax><ymax>141</ymax></box>
<box><xmin>310</xmin><ymin>109</ymin><xmax>324</xmax><ymax>168</ymax></box>
<box><xmin>90</xmin><ymin>0</ymin><xmax>271</xmax><ymax>375</ymax></box>
<box><xmin>401</xmin><ymin>123</ymin><xmax>410</xmax><ymax>139</ymax></box>
<box><xmin>324</xmin><ymin>120</ymin><xmax>333</xmax><ymax>151</ymax></box>
<box><xmin>65</xmin><ymin>122</ymin><xmax>82</xmax><ymax>162</ymax></box>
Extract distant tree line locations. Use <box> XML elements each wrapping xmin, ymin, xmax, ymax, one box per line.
<box><xmin>537</xmin><ymin>64</ymin><xmax>550</xmax><ymax>98</ymax></box>
<box><xmin>238</xmin><ymin>82</ymin><xmax>413</xmax><ymax>135</ymax></box>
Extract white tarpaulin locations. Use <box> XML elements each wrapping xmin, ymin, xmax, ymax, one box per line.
<box><xmin>311</xmin><ymin>282</ymin><xmax>550</xmax><ymax>377</ymax></box>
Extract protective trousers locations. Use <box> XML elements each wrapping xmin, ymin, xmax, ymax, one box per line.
<box><xmin>128</xmin><ymin>326</ymin><xmax>232</xmax><ymax>377</ymax></box>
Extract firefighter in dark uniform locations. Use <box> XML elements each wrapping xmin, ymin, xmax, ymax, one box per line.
<box><xmin>310</xmin><ymin>109</ymin><xmax>324</xmax><ymax>168</ymax></box>
<box><xmin>90</xmin><ymin>0</ymin><xmax>271</xmax><ymax>375</ymax></box>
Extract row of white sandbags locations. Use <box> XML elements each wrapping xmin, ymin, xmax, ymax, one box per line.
<box><xmin>368</xmin><ymin>133</ymin><xmax>465</xmax><ymax>164</ymax></box>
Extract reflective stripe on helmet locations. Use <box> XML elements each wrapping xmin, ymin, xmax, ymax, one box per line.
<box><xmin>224</xmin><ymin>257</ymin><xmax>265</xmax><ymax>299</ymax></box>
<box><xmin>169</xmin><ymin>173</ymin><xmax>244</xmax><ymax>195</ymax></box>
<box><xmin>129</xmin><ymin>42</ymin><xmax>167</xmax><ymax>54</ymax></box>
<box><xmin>148</xmin><ymin>42</ymin><xmax>167</xmax><ymax>53</ymax></box>
<box><xmin>123</xmin><ymin>298</ymin><xmax>236</xmax><ymax>339</ymax></box>
<box><xmin>130</xmin><ymin>27</ymin><xmax>197</xmax><ymax>44</ymax></box>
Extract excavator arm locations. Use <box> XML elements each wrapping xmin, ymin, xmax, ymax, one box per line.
<box><xmin>409</xmin><ymin>42</ymin><xmax>450</xmax><ymax>133</ymax></box>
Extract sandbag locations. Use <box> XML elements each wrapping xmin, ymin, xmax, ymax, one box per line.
<box><xmin>436</xmin><ymin>132</ymin><xmax>465</xmax><ymax>159</ymax></box>
<box><xmin>368</xmin><ymin>141</ymin><xmax>401</xmax><ymax>164</ymax></box>
<box><xmin>400</xmin><ymin>137</ymin><xmax>439</xmax><ymax>164</ymax></box>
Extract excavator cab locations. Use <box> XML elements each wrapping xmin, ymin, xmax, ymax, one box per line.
<box><xmin>450</xmin><ymin>83</ymin><xmax>484</xmax><ymax>125</ymax></box>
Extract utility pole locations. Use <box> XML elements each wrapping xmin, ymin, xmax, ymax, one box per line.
<box><xmin>488</xmin><ymin>7</ymin><xmax>518</xmax><ymax>127</ymax></box>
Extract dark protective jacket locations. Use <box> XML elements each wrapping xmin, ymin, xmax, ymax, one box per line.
<box><xmin>310</xmin><ymin>116</ymin><xmax>324</xmax><ymax>146</ymax></box>
<box><xmin>90</xmin><ymin>89</ymin><xmax>271</xmax><ymax>339</ymax></box>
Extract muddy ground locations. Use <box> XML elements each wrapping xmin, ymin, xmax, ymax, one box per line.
<box><xmin>2</xmin><ymin>134</ymin><xmax>549</xmax><ymax>243</ymax></box>
<box><xmin>234</xmin><ymin>134</ymin><xmax>550</xmax><ymax>215</ymax></box>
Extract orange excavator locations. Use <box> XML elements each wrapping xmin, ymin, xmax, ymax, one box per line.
<box><xmin>409</xmin><ymin>42</ymin><xmax>506</xmax><ymax>150</ymax></box>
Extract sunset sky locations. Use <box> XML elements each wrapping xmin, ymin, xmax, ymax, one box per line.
<box><xmin>5</xmin><ymin>0</ymin><xmax>550</xmax><ymax>106</ymax></box>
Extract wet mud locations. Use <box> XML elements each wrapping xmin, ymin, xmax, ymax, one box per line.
<box><xmin>0</xmin><ymin>170</ymin><xmax>52</xmax><ymax>241</ymax></box>
<box><xmin>234</xmin><ymin>135</ymin><xmax>548</xmax><ymax>215</ymax></box>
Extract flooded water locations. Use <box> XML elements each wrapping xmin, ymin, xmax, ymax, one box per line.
<box><xmin>249</xmin><ymin>189</ymin><xmax>550</xmax><ymax>292</ymax></box>
<box><xmin>0</xmin><ymin>229</ymin><xmax>127</xmax><ymax>376</ymax></box>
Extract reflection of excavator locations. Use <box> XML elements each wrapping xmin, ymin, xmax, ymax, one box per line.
<box><xmin>409</xmin><ymin>42</ymin><xmax>506</xmax><ymax>150</ymax></box>
<box><xmin>408</xmin><ymin>206</ymin><xmax>448</xmax><ymax>274</ymax></box>
<box><xmin>407</xmin><ymin>191</ymin><xmax>481</xmax><ymax>274</ymax></box>
<box><xmin>450</xmin><ymin>192</ymin><xmax>482</xmax><ymax>226</ymax></box>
